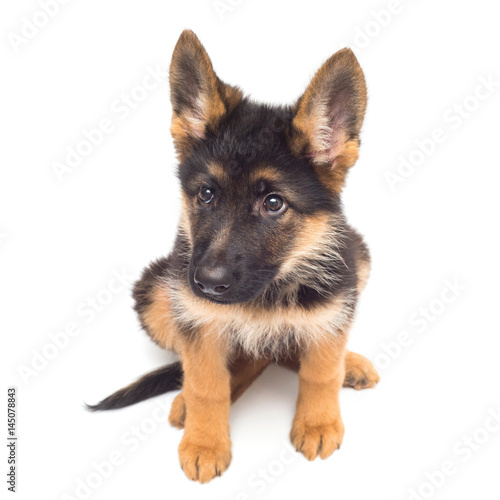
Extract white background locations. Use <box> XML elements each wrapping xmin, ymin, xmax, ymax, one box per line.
<box><xmin>2</xmin><ymin>1</ymin><xmax>500</xmax><ymax>499</ymax></box>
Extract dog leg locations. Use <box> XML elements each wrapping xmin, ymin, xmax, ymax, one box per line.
<box><xmin>290</xmin><ymin>334</ymin><xmax>347</xmax><ymax>460</ymax></box>
<box><xmin>177</xmin><ymin>330</ymin><xmax>232</xmax><ymax>483</ymax></box>
<box><xmin>279</xmin><ymin>350</ymin><xmax>380</xmax><ymax>390</ymax></box>
<box><xmin>169</xmin><ymin>355</ymin><xmax>271</xmax><ymax>429</ymax></box>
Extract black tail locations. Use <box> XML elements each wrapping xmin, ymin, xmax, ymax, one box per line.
<box><xmin>86</xmin><ymin>361</ymin><xmax>183</xmax><ymax>411</ymax></box>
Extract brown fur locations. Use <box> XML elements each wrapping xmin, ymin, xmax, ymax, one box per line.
<box><xmin>163</xmin><ymin>34</ymin><xmax>376</xmax><ymax>482</ymax></box>
<box><xmin>169</xmin><ymin>30</ymin><xmax>243</xmax><ymax>161</ymax></box>
<box><xmin>169</xmin><ymin>354</ymin><xmax>271</xmax><ymax>428</ymax></box>
<box><xmin>138</xmin><ymin>275</ymin><xmax>378</xmax><ymax>470</ymax></box>
<box><xmin>291</xmin><ymin>48</ymin><xmax>367</xmax><ymax>193</ymax></box>
<box><xmin>290</xmin><ymin>331</ymin><xmax>347</xmax><ymax>459</ymax></box>
<box><xmin>344</xmin><ymin>351</ymin><xmax>380</xmax><ymax>390</ymax></box>
<box><xmin>177</xmin><ymin>327</ymin><xmax>232</xmax><ymax>482</ymax></box>
<box><xmin>248</xmin><ymin>165</ymin><xmax>283</xmax><ymax>185</ymax></box>
<box><xmin>94</xmin><ymin>31</ymin><xmax>379</xmax><ymax>484</ymax></box>
<box><xmin>168</xmin><ymin>350</ymin><xmax>379</xmax><ymax>430</ymax></box>
<box><xmin>141</xmin><ymin>285</ymin><xmax>179</xmax><ymax>351</ymax></box>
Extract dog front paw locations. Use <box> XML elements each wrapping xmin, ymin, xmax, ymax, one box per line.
<box><xmin>178</xmin><ymin>435</ymin><xmax>232</xmax><ymax>483</ymax></box>
<box><xmin>290</xmin><ymin>417</ymin><xmax>344</xmax><ymax>460</ymax></box>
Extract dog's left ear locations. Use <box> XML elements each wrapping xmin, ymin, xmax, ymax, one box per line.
<box><xmin>169</xmin><ymin>30</ymin><xmax>242</xmax><ymax>161</ymax></box>
<box><xmin>291</xmin><ymin>48</ymin><xmax>367</xmax><ymax>191</ymax></box>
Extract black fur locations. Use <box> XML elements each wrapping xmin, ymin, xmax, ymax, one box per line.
<box><xmin>178</xmin><ymin>101</ymin><xmax>337</xmax><ymax>214</ymax></box>
<box><xmin>176</xmin><ymin>99</ymin><xmax>353</xmax><ymax>306</ymax></box>
<box><xmin>85</xmin><ymin>362</ymin><xmax>183</xmax><ymax>411</ymax></box>
<box><xmin>89</xmin><ymin>32</ymin><xmax>370</xmax><ymax>412</ymax></box>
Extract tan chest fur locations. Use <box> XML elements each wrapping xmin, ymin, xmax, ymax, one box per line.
<box><xmin>167</xmin><ymin>282</ymin><xmax>354</xmax><ymax>357</ymax></box>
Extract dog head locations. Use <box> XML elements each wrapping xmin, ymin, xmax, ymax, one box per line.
<box><xmin>169</xmin><ymin>30</ymin><xmax>367</xmax><ymax>304</ymax></box>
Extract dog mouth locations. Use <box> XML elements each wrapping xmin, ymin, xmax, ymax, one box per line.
<box><xmin>199</xmin><ymin>294</ymin><xmax>236</xmax><ymax>305</ymax></box>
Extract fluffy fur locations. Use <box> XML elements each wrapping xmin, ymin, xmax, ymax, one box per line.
<box><xmin>88</xmin><ymin>30</ymin><xmax>380</xmax><ymax>483</ymax></box>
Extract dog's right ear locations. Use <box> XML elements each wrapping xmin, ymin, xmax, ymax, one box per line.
<box><xmin>169</xmin><ymin>30</ymin><xmax>242</xmax><ymax>161</ymax></box>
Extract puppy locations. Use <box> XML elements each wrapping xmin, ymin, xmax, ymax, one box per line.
<box><xmin>88</xmin><ymin>30</ymin><xmax>380</xmax><ymax>483</ymax></box>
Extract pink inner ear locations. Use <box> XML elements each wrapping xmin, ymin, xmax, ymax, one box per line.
<box><xmin>314</xmin><ymin>91</ymin><xmax>351</xmax><ymax>164</ymax></box>
<box><xmin>191</xmin><ymin>124</ymin><xmax>205</xmax><ymax>139</ymax></box>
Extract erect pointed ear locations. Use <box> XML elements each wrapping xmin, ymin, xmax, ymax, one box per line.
<box><xmin>291</xmin><ymin>48</ymin><xmax>367</xmax><ymax>191</ymax></box>
<box><xmin>169</xmin><ymin>30</ymin><xmax>243</xmax><ymax>160</ymax></box>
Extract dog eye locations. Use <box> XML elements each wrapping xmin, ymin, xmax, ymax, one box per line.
<box><xmin>198</xmin><ymin>186</ymin><xmax>214</xmax><ymax>204</ymax></box>
<box><xmin>263</xmin><ymin>194</ymin><xmax>285</xmax><ymax>213</ymax></box>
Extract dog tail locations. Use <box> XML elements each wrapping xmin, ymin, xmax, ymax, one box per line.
<box><xmin>85</xmin><ymin>361</ymin><xmax>183</xmax><ymax>411</ymax></box>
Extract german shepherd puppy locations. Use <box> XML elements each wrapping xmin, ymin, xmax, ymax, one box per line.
<box><xmin>88</xmin><ymin>30</ymin><xmax>380</xmax><ymax>483</ymax></box>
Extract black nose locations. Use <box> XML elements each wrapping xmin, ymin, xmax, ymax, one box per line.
<box><xmin>194</xmin><ymin>266</ymin><xmax>234</xmax><ymax>296</ymax></box>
